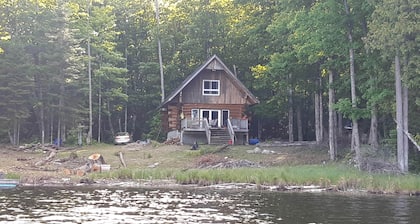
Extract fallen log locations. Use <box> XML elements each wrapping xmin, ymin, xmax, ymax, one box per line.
<box><xmin>119</xmin><ymin>151</ymin><xmax>127</xmax><ymax>167</ymax></box>
<box><xmin>395</xmin><ymin>119</ymin><xmax>420</xmax><ymax>151</ymax></box>
<box><xmin>35</xmin><ymin>149</ymin><xmax>57</xmax><ymax>166</ymax></box>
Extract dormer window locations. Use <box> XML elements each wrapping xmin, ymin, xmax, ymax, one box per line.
<box><xmin>203</xmin><ymin>80</ymin><xmax>220</xmax><ymax>96</ymax></box>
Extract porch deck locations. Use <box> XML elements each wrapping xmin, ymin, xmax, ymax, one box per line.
<box><xmin>181</xmin><ymin>118</ymin><xmax>249</xmax><ymax>145</ymax></box>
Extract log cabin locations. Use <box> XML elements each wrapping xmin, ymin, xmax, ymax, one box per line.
<box><xmin>160</xmin><ymin>55</ymin><xmax>259</xmax><ymax>145</ymax></box>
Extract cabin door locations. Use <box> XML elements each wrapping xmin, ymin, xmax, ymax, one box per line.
<box><xmin>222</xmin><ymin>110</ymin><xmax>229</xmax><ymax>127</ymax></box>
<box><xmin>201</xmin><ymin>110</ymin><xmax>220</xmax><ymax>128</ymax></box>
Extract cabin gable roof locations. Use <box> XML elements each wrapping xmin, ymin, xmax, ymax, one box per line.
<box><xmin>161</xmin><ymin>55</ymin><xmax>259</xmax><ymax>107</ymax></box>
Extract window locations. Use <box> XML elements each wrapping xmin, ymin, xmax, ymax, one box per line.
<box><xmin>203</xmin><ymin>80</ymin><xmax>220</xmax><ymax>95</ymax></box>
<box><xmin>191</xmin><ymin>109</ymin><xmax>199</xmax><ymax>120</ymax></box>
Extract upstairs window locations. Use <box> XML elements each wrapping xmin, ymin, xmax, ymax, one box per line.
<box><xmin>203</xmin><ymin>80</ymin><xmax>220</xmax><ymax>95</ymax></box>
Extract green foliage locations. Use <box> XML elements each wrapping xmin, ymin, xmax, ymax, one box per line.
<box><xmin>4</xmin><ymin>173</ymin><xmax>20</xmax><ymax>180</ymax></box>
<box><xmin>0</xmin><ymin>0</ymin><xmax>418</xmax><ymax>154</ymax></box>
<box><xmin>415</xmin><ymin>134</ymin><xmax>420</xmax><ymax>146</ymax></box>
<box><xmin>334</xmin><ymin>98</ymin><xmax>370</xmax><ymax>120</ymax></box>
<box><xmin>382</xmin><ymin>129</ymin><xmax>397</xmax><ymax>151</ymax></box>
<box><xmin>366</xmin><ymin>0</ymin><xmax>418</xmax><ymax>89</ymax></box>
<box><xmin>144</xmin><ymin>112</ymin><xmax>165</xmax><ymax>142</ymax></box>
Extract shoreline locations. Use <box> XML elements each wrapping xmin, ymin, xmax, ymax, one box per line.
<box><xmin>2</xmin><ymin>144</ymin><xmax>420</xmax><ymax>196</ymax></box>
<box><xmin>15</xmin><ymin>177</ymin><xmax>420</xmax><ymax>196</ymax></box>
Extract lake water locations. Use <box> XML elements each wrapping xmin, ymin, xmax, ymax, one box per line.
<box><xmin>1</xmin><ymin>186</ymin><xmax>419</xmax><ymax>223</ymax></box>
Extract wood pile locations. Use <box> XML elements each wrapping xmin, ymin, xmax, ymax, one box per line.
<box><xmin>18</xmin><ymin>143</ymin><xmax>57</xmax><ymax>152</ymax></box>
<box><xmin>164</xmin><ymin>137</ymin><xmax>181</xmax><ymax>145</ymax></box>
<box><xmin>61</xmin><ymin>153</ymin><xmax>109</xmax><ymax>176</ymax></box>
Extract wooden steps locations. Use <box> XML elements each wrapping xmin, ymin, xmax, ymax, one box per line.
<box><xmin>210</xmin><ymin>128</ymin><xmax>231</xmax><ymax>145</ymax></box>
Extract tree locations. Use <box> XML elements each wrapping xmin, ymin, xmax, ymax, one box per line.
<box><xmin>0</xmin><ymin>41</ymin><xmax>33</xmax><ymax>145</ymax></box>
<box><xmin>113</xmin><ymin>0</ymin><xmax>162</xmax><ymax>140</ymax></box>
<box><xmin>287</xmin><ymin>0</ymin><xmax>350</xmax><ymax>160</ymax></box>
<box><xmin>343</xmin><ymin>0</ymin><xmax>361</xmax><ymax>165</ymax></box>
<box><xmin>0</xmin><ymin>0</ymin><xmax>65</xmax><ymax>146</ymax></box>
<box><xmin>366</xmin><ymin>0</ymin><xmax>418</xmax><ymax>173</ymax></box>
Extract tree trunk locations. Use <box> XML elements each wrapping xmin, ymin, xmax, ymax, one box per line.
<box><xmin>297</xmin><ymin>105</ymin><xmax>303</xmax><ymax>141</ymax></box>
<box><xmin>98</xmin><ymin>80</ymin><xmax>102</xmax><ymax>143</ymax></box>
<box><xmin>34</xmin><ymin>59</ymin><xmax>46</xmax><ymax>146</ymax></box>
<box><xmin>13</xmin><ymin>119</ymin><xmax>18</xmax><ymax>145</ymax></box>
<box><xmin>107</xmin><ymin>101</ymin><xmax>115</xmax><ymax>137</ymax></box>
<box><xmin>315</xmin><ymin>91</ymin><xmax>320</xmax><ymax>143</ymax></box>
<box><xmin>350</xmin><ymin>60</ymin><xmax>361</xmax><ymax>165</ymax></box>
<box><xmin>9</xmin><ymin>118</ymin><xmax>20</xmax><ymax>146</ymax></box>
<box><xmin>403</xmin><ymin>86</ymin><xmax>409</xmax><ymax>172</ymax></box>
<box><xmin>36</xmin><ymin>75</ymin><xmax>46</xmax><ymax>147</ymax></box>
<box><xmin>124</xmin><ymin>104</ymin><xmax>128</xmax><ymax>133</ymax></box>
<box><xmin>288</xmin><ymin>101</ymin><xmax>294</xmax><ymax>143</ymax></box>
<box><xmin>315</xmin><ymin>78</ymin><xmax>323</xmax><ymax>144</ymax></box>
<box><xmin>57</xmin><ymin>116</ymin><xmax>61</xmax><ymax>148</ymax></box>
<box><xmin>288</xmin><ymin>74</ymin><xmax>294</xmax><ymax>143</ymax></box>
<box><xmin>63</xmin><ymin>124</ymin><xmax>66</xmax><ymax>143</ymax></box>
<box><xmin>344</xmin><ymin>0</ymin><xmax>360</xmax><ymax>167</ymax></box>
<box><xmin>50</xmin><ymin>113</ymin><xmax>54</xmax><ymax>144</ymax></box>
<box><xmin>57</xmin><ymin>78</ymin><xmax>64</xmax><ymax>148</ymax></box>
<box><xmin>17</xmin><ymin>119</ymin><xmax>20</xmax><ymax>146</ymax></box>
<box><xmin>395</xmin><ymin>53</ymin><xmax>407</xmax><ymax>173</ymax></box>
<box><xmin>87</xmin><ymin>35</ymin><xmax>93</xmax><ymax>145</ymax></box>
<box><xmin>131</xmin><ymin>114</ymin><xmax>137</xmax><ymax>137</ymax></box>
<box><xmin>124</xmin><ymin>45</ymin><xmax>128</xmax><ymax>133</ymax></box>
<box><xmin>328</xmin><ymin>70</ymin><xmax>337</xmax><ymax>160</ymax></box>
<box><xmin>319</xmin><ymin>84</ymin><xmax>324</xmax><ymax>142</ymax></box>
<box><xmin>155</xmin><ymin>0</ymin><xmax>165</xmax><ymax>102</ymax></box>
<box><xmin>368</xmin><ymin>106</ymin><xmax>379</xmax><ymax>150</ymax></box>
<box><xmin>337</xmin><ymin>113</ymin><xmax>343</xmax><ymax>141</ymax></box>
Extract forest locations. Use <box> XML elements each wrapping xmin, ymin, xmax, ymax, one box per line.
<box><xmin>0</xmin><ymin>0</ymin><xmax>418</xmax><ymax>172</ymax></box>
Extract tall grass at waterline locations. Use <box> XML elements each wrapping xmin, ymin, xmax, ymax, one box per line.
<box><xmin>91</xmin><ymin>168</ymin><xmax>176</xmax><ymax>180</ymax></box>
<box><xmin>359</xmin><ymin>174</ymin><xmax>420</xmax><ymax>193</ymax></box>
<box><xmin>4</xmin><ymin>173</ymin><xmax>20</xmax><ymax>180</ymax></box>
<box><xmin>173</xmin><ymin>165</ymin><xmax>359</xmax><ymax>186</ymax></box>
<box><xmin>88</xmin><ymin>164</ymin><xmax>420</xmax><ymax>193</ymax></box>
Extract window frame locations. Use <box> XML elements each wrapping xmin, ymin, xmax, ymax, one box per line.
<box><xmin>202</xmin><ymin>80</ymin><xmax>220</xmax><ymax>96</ymax></box>
<box><xmin>191</xmin><ymin>109</ymin><xmax>199</xmax><ymax>120</ymax></box>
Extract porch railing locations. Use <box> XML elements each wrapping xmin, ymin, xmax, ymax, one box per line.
<box><xmin>203</xmin><ymin>119</ymin><xmax>211</xmax><ymax>144</ymax></box>
<box><xmin>226</xmin><ymin>119</ymin><xmax>235</xmax><ymax>145</ymax></box>
<box><xmin>230</xmin><ymin>119</ymin><xmax>248</xmax><ymax>130</ymax></box>
<box><xmin>181</xmin><ymin>118</ymin><xmax>205</xmax><ymax>130</ymax></box>
<box><xmin>182</xmin><ymin>118</ymin><xmax>248</xmax><ymax>131</ymax></box>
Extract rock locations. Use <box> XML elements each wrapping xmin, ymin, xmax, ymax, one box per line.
<box><xmin>79</xmin><ymin>178</ymin><xmax>94</xmax><ymax>184</ymax></box>
<box><xmin>247</xmin><ymin>147</ymin><xmax>275</xmax><ymax>154</ymax></box>
<box><xmin>262</xmin><ymin>149</ymin><xmax>274</xmax><ymax>154</ymax></box>
<box><xmin>148</xmin><ymin>162</ymin><xmax>159</xmax><ymax>168</ymax></box>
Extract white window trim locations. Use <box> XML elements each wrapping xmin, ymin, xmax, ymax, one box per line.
<box><xmin>191</xmin><ymin>109</ymin><xmax>199</xmax><ymax>120</ymax></box>
<box><xmin>202</xmin><ymin>80</ymin><xmax>220</xmax><ymax>96</ymax></box>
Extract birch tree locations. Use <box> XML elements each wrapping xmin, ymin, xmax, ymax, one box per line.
<box><xmin>366</xmin><ymin>0</ymin><xmax>418</xmax><ymax>172</ymax></box>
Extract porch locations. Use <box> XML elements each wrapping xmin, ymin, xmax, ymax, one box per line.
<box><xmin>180</xmin><ymin>118</ymin><xmax>249</xmax><ymax>145</ymax></box>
